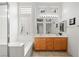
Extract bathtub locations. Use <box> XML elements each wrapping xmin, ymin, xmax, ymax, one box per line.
<box><xmin>8</xmin><ymin>42</ymin><xmax>24</xmax><ymax>57</ymax></box>
<box><xmin>8</xmin><ymin>35</ymin><xmax>34</xmax><ymax>57</ymax></box>
<box><xmin>0</xmin><ymin>43</ymin><xmax>8</xmax><ymax>57</ymax></box>
<box><xmin>18</xmin><ymin>35</ymin><xmax>34</xmax><ymax>56</ymax></box>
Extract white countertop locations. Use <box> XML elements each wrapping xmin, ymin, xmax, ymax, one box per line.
<box><xmin>34</xmin><ymin>34</ymin><xmax>67</xmax><ymax>37</ymax></box>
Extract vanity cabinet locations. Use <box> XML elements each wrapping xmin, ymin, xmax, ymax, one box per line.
<box><xmin>34</xmin><ymin>37</ymin><xmax>46</xmax><ymax>50</ymax></box>
<box><xmin>46</xmin><ymin>38</ymin><xmax>54</xmax><ymax>50</ymax></box>
<box><xmin>53</xmin><ymin>37</ymin><xmax>67</xmax><ymax>50</ymax></box>
<box><xmin>34</xmin><ymin>37</ymin><xmax>67</xmax><ymax>51</ymax></box>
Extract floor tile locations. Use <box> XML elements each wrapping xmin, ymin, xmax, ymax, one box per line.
<box><xmin>32</xmin><ymin>51</ymin><xmax>71</xmax><ymax>57</ymax></box>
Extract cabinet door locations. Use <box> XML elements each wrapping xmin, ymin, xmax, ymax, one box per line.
<box><xmin>54</xmin><ymin>37</ymin><xmax>67</xmax><ymax>50</ymax></box>
<box><xmin>46</xmin><ymin>38</ymin><xmax>54</xmax><ymax>50</ymax></box>
<box><xmin>34</xmin><ymin>37</ymin><xmax>46</xmax><ymax>50</ymax></box>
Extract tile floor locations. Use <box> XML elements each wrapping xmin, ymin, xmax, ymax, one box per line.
<box><xmin>32</xmin><ymin>51</ymin><xmax>71</xmax><ymax>57</ymax></box>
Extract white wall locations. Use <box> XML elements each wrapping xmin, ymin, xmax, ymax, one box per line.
<box><xmin>62</xmin><ymin>2</ymin><xmax>79</xmax><ymax>57</ymax></box>
<box><xmin>9</xmin><ymin>3</ymin><xmax>18</xmax><ymax>43</ymax></box>
<box><xmin>8</xmin><ymin>2</ymin><xmax>34</xmax><ymax>44</ymax></box>
<box><xmin>0</xmin><ymin>4</ymin><xmax>7</xmax><ymax>44</ymax></box>
<box><xmin>17</xmin><ymin>3</ymin><xmax>34</xmax><ymax>43</ymax></box>
<box><xmin>18</xmin><ymin>3</ymin><xmax>33</xmax><ymax>36</ymax></box>
<box><xmin>0</xmin><ymin>3</ymin><xmax>8</xmax><ymax>56</ymax></box>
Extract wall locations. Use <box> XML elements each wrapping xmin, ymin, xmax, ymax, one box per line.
<box><xmin>17</xmin><ymin>3</ymin><xmax>34</xmax><ymax>43</ymax></box>
<box><xmin>9</xmin><ymin>2</ymin><xmax>18</xmax><ymax>43</ymax></box>
<box><xmin>8</xmin><ymin>2</ymin><xmax>34</xmax><ymax>45</ymax></box>
<box><xmin>0</xmin><ymin>3</ymin><xmax>7</xmax><ymax>44</ymax></box>
<box><xmin>18</xmin><ymin>3</ymin><xmax>33</xmax><ymax>36</ymax></box>
<box><xmin>0</xmin><ymin>3</ymin><xmax>8</xmax><ymax>56</ymax></box>
<box><xmin>62</xmin><ymin>2</ymin><xmax>79</xmax><ymax>57</ymax></box>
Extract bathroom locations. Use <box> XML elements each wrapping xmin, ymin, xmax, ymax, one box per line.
<box><xmin>0</xmin><ymin>2</ymin><xmax>79</xmax><ymax>57</ymax></box>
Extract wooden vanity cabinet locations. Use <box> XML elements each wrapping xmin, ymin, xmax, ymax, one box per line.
<box><xmin>46</xmin><ymin>38</ymin><xmax>54</xmax><ymax>50</ymax></box>
<box><xmin>34</xmin><ymin>37</ymin><xmax>46</xmax><ymax>50</ymax></box>
<box><xmin>53</xmin><ymin>37</ymin><xmax>67</xmax><ymax>50</ymax></box>
<box><xmin>34</xmin><ymin>37</ymin><xmax>67</xmax><ymax>51</ymax></box>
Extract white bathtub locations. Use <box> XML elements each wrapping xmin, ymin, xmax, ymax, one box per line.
<box><xmin>8</xmin><ymin>42</ymin><xmax>24</xmax><ymax>57</ymax></box>
<box><xmin>8</xmin><ymin>35</ymin><xmax>34</xmax><ymax>57</ymax></box>
<box><xmin>0</xmin><ymin>43</ymin><xmax>8</xmax><ymax>57</ymax></box>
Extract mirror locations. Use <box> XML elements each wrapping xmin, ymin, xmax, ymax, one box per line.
<box><xmin>37</xmin><ymin>23</ymin><xmax>43</xmax><ymax>34</ymax></box>
<box><xmin>59</xmin><ymin>21</ymin><xmax>67</xmax><ymax>33</ymax></box>
<box><xmin>46</xmin><ymin>23</ymin><xmax>52</xmax><ymax>34</ymax></box>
